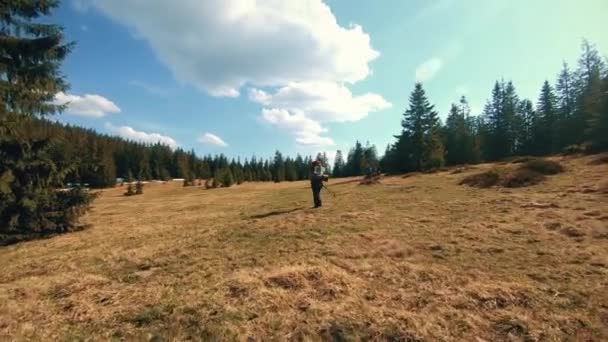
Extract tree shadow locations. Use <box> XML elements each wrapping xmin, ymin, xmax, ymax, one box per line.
<box><xmin>249</xmin><ymin>207</ymin><xmax>306</xmax><ymax>219</ymax></box>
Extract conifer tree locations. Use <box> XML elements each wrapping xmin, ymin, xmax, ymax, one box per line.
<box><xmin>0</xmin><ymin>0</ymin><xmax>94</xmax><ymax>242</ymax></box>
<box><xmin>556</xmin><ymin>62</ymin><xmax>578</xmax><ymax>148</ymax></box>
<box><xmin>399</xmin><ymin>83</ymin><xmax>444</xmax><ymax>170</ymax></box>
<box><xmin>574</xmin><ymin>39</ymin><xmax>606</xmax><ymax>146</ymax></box>
<box><xmin>536</xmin><ymin>81</ymin><xmax>559</xmax><ymax>154</ymax></box>
<box><xmin>332</xmin><ymin>150</ymin><xmax>345</xmax><ymax>177</ymax></box>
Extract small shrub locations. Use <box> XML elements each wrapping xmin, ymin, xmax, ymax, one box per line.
<box><xmin>124</xmin><ymin>183</ymin><xmax>135</xmax><ymax>196</ymax></box>
<box><xmin>459</xmin><ymin>169</ymin><xmax>501</xmax><ymax>188</ymax></box>
<box><xmin>500</xmin><ymin>169</ymin><xmax>545</xmax><ymax>188</ymax></box>
<box><xmin>135</xmin><ymin>181</ymin><xmax>144</xmax><ymax>195</ymax></box>
<box><xmin>522</xmin><ymin>159</ymin><xmax>563</xmax><ymax>175</ymax></box>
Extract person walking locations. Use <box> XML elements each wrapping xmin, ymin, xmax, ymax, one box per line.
<box><xmin>310</xmin><ymin>160</ymin><xmax>328</xmax><ymax>208</ymax></box>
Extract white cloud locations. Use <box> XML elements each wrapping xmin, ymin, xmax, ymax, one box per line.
<box><xmin>415</xmin><ymin>57</ymin><xmax>443</xmax><ymax>82</ymax></box>
<box><xmin>105</xmin><ymin>123</ymin><xmax>178</xmax><ymax>149</ymax></box>
<box><xmin>262</xmin><ymin>108</ymin><xmax>334</xmax><ymax>147</ymax></box>
<box><xmin>54</xmin><ymin>92</ymin><xmax>120</xmax><ymax>118</ymax></box>
<box><xmin>197</xmin><ymin>133</ymin><xmax>228</xmax><ymax>147</ymax></box>
<box><xmin>89</xmin><ymin>0</ymin><xmax>379</xmax><ymax>97</ymax></box>
<box><xmin>251</xmin><ymin>81</ymin><xmax>391</xmax><ymax>123</ymax></box>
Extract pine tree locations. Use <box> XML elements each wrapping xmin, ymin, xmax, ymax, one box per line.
<box><xmin>482</xmin><ymin>80</ymin><xmax>519</xmax><ymax>160</ymax></box>
<box><xmin>589</xmin><ymin>72</ymin><xmax>608</xmax><ymax>150</ymax></box>
<box><xmin>135</xmin><ymin>180</ymin><xmax>144</xmax><ymax>195</ymax></box>
<box><xmin>221</xmin><ymin>168</ymin><xmax>234</xmax><ymax>187</ymax></box>
<box><xmin>556</xmin><ymin>62</ymin><xmax>578</xmax><ymax>148</ymax></box>
<box><xmin>399</xmin><ymin>83</ymin><xmax>444</xmax><ymax>170</ymax></box>
<box><xmin>574</xmin><ymin>39</ymin><xmax>606</xmax><ymax>147</ymax></box>
<box><xmin>516</xmin><ymin>99</ymin><xmax>536</xmax><ymax>155</ymax></box>
<box><xmin>332</xmin><ymin>150</ymin><xmax>345</xmax><ymax>177</ymax></box>
<box><xmin>272</xmin><ymin>151</ymin><xmax>285</xmax><ymax>182</ymax></box>
<box><xmin>0</xmin><ymin>1</ymin><xmax>94</xmax><ymax>242</ymax></box>
<box><xmin>536</xmin><ymin>81</ymin><xmax>559</xmax><ymax>154</ymax></box>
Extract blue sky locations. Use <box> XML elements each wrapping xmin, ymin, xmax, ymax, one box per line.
<box><xmin>51</xmin><ymin>0</ymin><xmax>607</xmax><ymax>162</ymax></box>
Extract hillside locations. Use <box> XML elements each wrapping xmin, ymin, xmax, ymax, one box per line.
<box><xmin>0</xmin><ymin>155</ymin><xmax>606</xmax><ymax>341</ymax></box>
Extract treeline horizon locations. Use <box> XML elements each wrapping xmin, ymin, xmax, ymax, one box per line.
<box><xmin>16</xmin><ymin>39</ymin><xmax>608</xmax><ymax>189</ymax></box>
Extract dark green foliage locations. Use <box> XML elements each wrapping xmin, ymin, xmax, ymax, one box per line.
<box><xmin>522</xmin><ymin>159</ymin><xmax>563</xmax><ymax>175</ymax></box>
<box><xmin>535</xmin><ymin>81</ymin><xmax>560</xmax><ymax>154</ymax></box>
<box><xmin>0</xmin><ymin>131</ymin><xmax>96</xmax><ymax>242</ymax></box>
<box><xmin>332</xmin><ymin>150</ymin><xmax>345</xmax><ymax>177</ymax></box>
<box><xmin>0</xmin><ymin>0</ymin><xmax>95</xmax><ymax>244</ymax></box>
<box><xmin>124</xmin><ymin>183</ymin><xmax>135</xmax><ymax>196</ymax></box>
<box><xmin>382</xmin><ymin>83</ymin><xmax>445</xmax><ymax>173</ymax></box>
<box><xmin>216</xmin><ymin>167</ymin><xmax>234</xmax><ymax>187</ymax></box>
<box><xmin>135</xmin><ymin>181</ymin><xmax>144</xmax><ymax>195</ymax></box>
<box><xmin>444</xmin><ymin>96</ymin><xmax>479</xmax><ymax>165</ymax></box>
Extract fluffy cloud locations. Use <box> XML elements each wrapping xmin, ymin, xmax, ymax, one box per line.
<box><xmin>105</xmin><ymin>123</ymin><xmax>178</xmax><ymax>149</ymax></box>
<box><xmin>250</xmin><ymin>81</ymin><xmax>391</xmax><ymax>123</ymax></box>
<box><xmin>89</xmin><ymin>0</ymin><xmax>379</xmax><ymax>97</ymax></box>
<box><xmin>88</xmin><ymin>0</ymin><xmax>390</xmax><ymax>146</ymax></box>
<box><xmin>415</xmin><ymin>57</ymin><xmax>443</xmax><ymax>82</ymax></box>
<box><xmin>197</xmin><ymin>133</ymin><xmax>228</xmax><ymax>147</ymax></box>
<box><xmin>262</xmin><ymin>109</ymin><xmax>334</xmax><ymax>147</ymax></box>
<box><xmin>54</xmin><ymin>92</ymin><xmax>120</xmax><ymax>118</ymax></box>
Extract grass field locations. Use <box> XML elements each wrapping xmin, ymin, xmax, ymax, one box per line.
<box><xmin>1</xmin><ymin>155</ymin><xmax>607</xmax><ymax>341</ymax></box>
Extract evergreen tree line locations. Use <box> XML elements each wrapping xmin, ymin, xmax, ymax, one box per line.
<box><xmin>332</xmin><ymin>141</ymin><xmax>379</xmax><ymax>178</ymax></box>
<box><xmin>16</xmin><ymin>118</ymin><xmax>337</xmax><ymax>188</ymax></box>
<box><xmin>378</xmin><ymin>39</ymin><xmax>608</xmax><ymax>174</ymax></box>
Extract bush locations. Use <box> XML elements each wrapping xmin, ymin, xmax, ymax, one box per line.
<box><xmin>522</xmin><ymin>159</ymin><xmax>563</xmax><ymax>175</ymax></box>
<box><xmin>459</xmin><ymin>169</ymin><xmax>501</xmax><ymax>188</ymax></box>
<box><xmin>500</xmin><ymin>169</ymin><xmax>545</xmax><ymax>188</ymax></box>
<box><xmin>124</xmin><ymin>183</ymin><xmax>135</xmax><ymax>196</ymax></box>
<box><xmin>135</xmin><ymin>181</ymin><xmax>144</xmax><ymax>195</ymax></box>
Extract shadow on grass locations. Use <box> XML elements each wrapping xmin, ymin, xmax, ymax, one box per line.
<box><xmin>249</xmin><ymin>207</ymin><xmax>306</xmax><ymax>219</ymax></box>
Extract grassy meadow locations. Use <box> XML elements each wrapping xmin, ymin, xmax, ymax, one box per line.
<box><xmin>0</xmin><ymin>154</ymin><xmax>607</xmax><ymax>341</ymax></box>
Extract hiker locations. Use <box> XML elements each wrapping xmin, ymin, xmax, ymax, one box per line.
<box><xmin>310</xmin><ymin>160</ymin><xmax>328</xmax><ymax>208</ymax></box>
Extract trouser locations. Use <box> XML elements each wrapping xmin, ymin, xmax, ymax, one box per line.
<box><xmin>312</xmin><ymin>185</ymin><xmax>322</xmax><ymax>207</ymax></box>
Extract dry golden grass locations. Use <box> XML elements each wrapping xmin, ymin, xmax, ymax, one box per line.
<box><xmin>0</xmin><ymin>155</ymin><xmax>607</xmax><ymax>341</ymax></box>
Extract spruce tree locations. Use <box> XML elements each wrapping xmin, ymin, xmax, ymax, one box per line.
<box><xmin>516</xmin><ymin>99</ymin><xmax>536</xmax><ymax>155</ymax></box>
<box><xmin>399</xmin><ymin>83</ymin><xmax>444</xmax><ymax>170</ymax></box>
<box><xmin>574</xmin><ymin>39</ymin><xmax>606</xmax><ymax>146</ymax></box>
<box><xmin>536</xmin><ymin>81</ymin><xmax>559</xmax><ymax>154</ymax></box>
<box><xmin>555</xmin><ymin>62</ymin><xmax>577</xmax><ymax>148</ymax></box>
<box><xmin>0</xmin><ymin>0</ymin><xmax>94</xmax><ymax>242</ymax></box>
<box><xmin>332</xmin><ymin>150</ymin><xmax>345</xmax><ymax>177</ymax></box>
<box><xmin>482</xmin><ymin>81</ymin><xmax>519</xmax><ymax>160</ymax></box>
<box><xmin>272</xmin><ymin>151</ymin><xmax>285</xmax><ymax>182</ymax></box>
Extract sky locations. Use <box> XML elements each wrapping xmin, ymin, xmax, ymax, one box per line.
<box><xmin>50</xmin><ymin>0</ymin><xmax>608</xmax><ymax>163</ymax></box>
